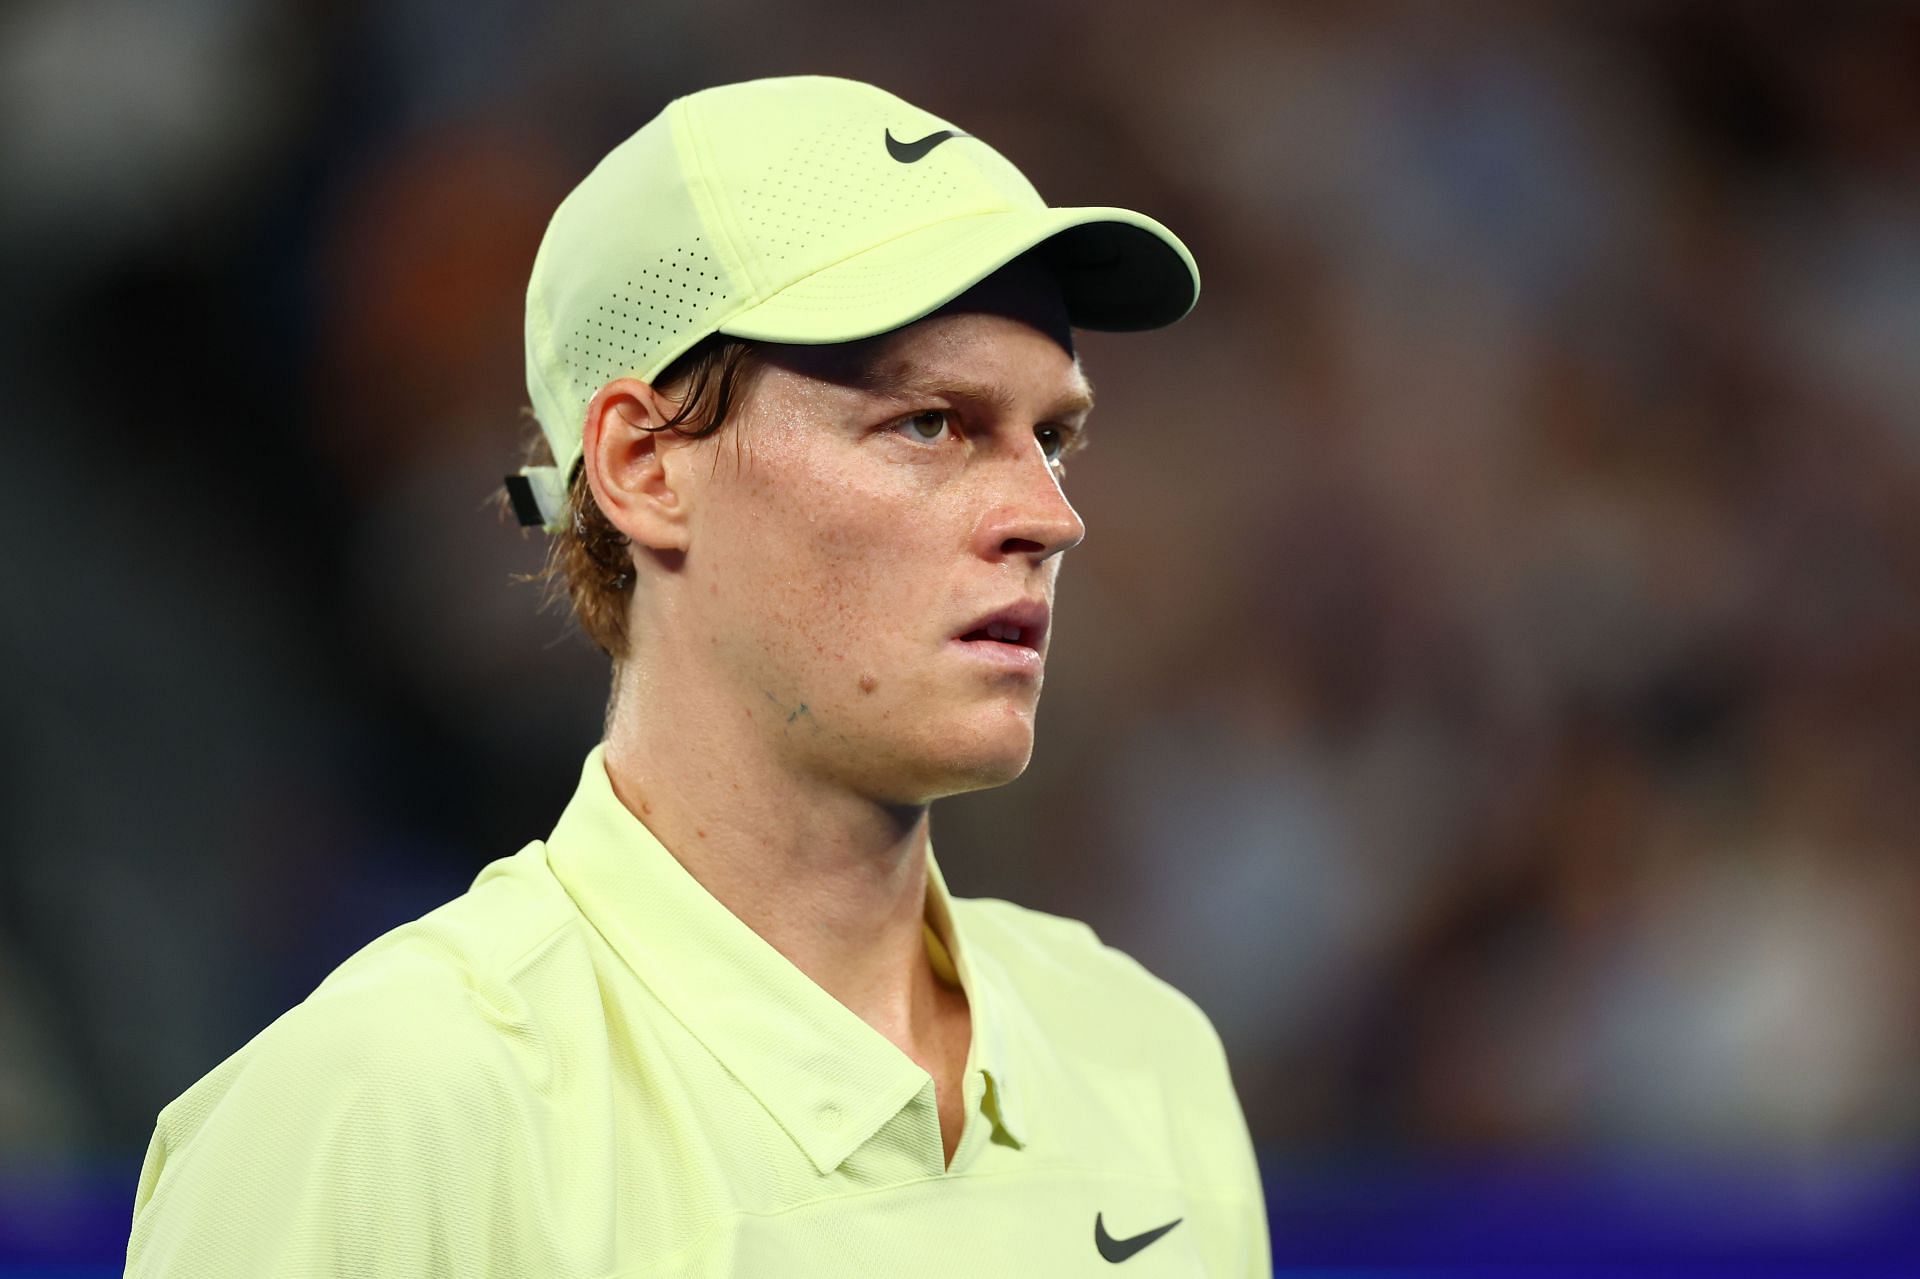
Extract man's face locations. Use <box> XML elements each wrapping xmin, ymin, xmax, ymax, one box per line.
<box><xmin>667</xmin><ymin>263</ymin><xmax>1090</xmax><ymax>805</ymax></box>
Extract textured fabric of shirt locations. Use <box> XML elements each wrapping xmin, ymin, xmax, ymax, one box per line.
<box><xmin>125</xmin><ymin>745</ymin><xmax>1269</xmax><ymax>1276</ymax></box>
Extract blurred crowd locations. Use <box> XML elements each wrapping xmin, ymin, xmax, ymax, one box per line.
<box><xmin>3</xmin><ymin>0</ymin><xmax>1918</xmax><ymax>1171</ymax></box>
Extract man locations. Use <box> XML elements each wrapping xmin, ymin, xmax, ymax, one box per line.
<box><xmin>127</xmin><ymin>75</ymin><xmax>1267</xmax><ymax>1276</ymax></box>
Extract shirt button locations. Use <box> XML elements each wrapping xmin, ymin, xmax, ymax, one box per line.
<box><xmin>816</xmin><ymin>1103</ymin><xmax>843</xmax><ymax>1129</ymax></box>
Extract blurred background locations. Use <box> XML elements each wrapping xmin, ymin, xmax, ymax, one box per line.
<box><xmin>4</xmin><ymin>0</ymin><xmax>1919</xmax><ymax>1272</ymax></box>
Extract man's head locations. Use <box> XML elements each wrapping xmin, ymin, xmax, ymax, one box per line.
<box><xmin>508</xmin><ymin>75</ymin><xmax>1197</xmax><ymax>801</ymax></box>
<box><xmin>576</xmin><ymin>256</ymin><xmax>1087</xmax><ymax>803</ymax></box>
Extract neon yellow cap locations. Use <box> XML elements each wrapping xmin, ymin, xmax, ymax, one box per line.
<box><xmin>510</xmin><ymin>74</ymin><xmax>1199</xmax><ymax>531</ymax></box>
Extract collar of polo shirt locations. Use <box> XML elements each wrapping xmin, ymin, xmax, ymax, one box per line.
<box><xmin>544</xmin><ymin>745</ymin><xmax>1026</xmax><ymax>1174</ymax></box>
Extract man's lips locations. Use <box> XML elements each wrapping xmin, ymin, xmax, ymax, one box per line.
<box><xmin>953</xmin><ymin>599</ymin><xmax>1050</xmax><ymax>651</ymax></box>
<box><xmin>951</xmin><ymin>599</ymin><xmax>1049</xmax><ymax>675</ymax></box>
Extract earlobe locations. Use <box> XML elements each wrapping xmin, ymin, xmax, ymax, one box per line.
<box><xmin>582</xmin><ymin>377</ymin><xmax>692</xmax><ymax>554</ymax></box>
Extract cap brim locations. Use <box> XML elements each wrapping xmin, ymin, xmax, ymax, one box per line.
<box><xmin>716</xmin><ymin>206</ymin><xmax>1198</xmax><ymax>347</ymax></box>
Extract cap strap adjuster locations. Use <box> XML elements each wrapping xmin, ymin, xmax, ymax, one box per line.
<box><xmin>503</xmin><ymin>465</ymin><xmax>567</xmax><ymax>530</ymax></box>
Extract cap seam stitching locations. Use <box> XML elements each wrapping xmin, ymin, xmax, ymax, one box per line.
<box><xmin>672</xmin><ymin>94</ymin><xmax>761</xmax><ymax>302</ymax></box>
<box><xmin>753</xmin><ymin>201</ymin><xmax>1023</xmax><ymax>299</ymax></box>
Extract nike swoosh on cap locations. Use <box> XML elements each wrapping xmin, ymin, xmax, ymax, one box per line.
<box><xmin>885</xmin><ymin>127</ymin><xmax>967</xmax><ymax>163</ymax></box>
<box><xmin>1094</xmin><ymin>1212</ymin><xmax>1183</xmax><ymax>1263</ymax></box>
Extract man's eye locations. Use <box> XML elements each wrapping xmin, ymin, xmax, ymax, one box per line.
<box><xmin>895</xmin><ymin>410</ymin><xmax>952</xmax><ymax>444</ymax></box>
<box><xmin>1036</xmin><ymin>424</ymin><xmax>1069</xmax><ymax>462</ymax></box>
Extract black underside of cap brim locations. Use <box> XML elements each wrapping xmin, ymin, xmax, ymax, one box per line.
<box><xmin>1037</xmin><ymin>221</ymin><xmax>1198</xmax><ymax>332</ymax></box>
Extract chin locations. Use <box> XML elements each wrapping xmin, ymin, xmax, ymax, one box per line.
<box><xmin>882</xmin><ymin>717</ymin><xmax>1037</xmax><ymax>804</ymax></box>
<box><xmin>848</xmin><ymin>706</ymin><xmax>1036</xmax><ymax>798</ymax></box>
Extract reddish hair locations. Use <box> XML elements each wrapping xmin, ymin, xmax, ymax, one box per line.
<box><xmin>502</xmin><ymin>335</ymin><xmax>763</xmax><ymax>660</ymax></box>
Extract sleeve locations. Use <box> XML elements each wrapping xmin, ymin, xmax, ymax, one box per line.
<box><xmin>1228</xmin><ymin>1093</ymin><xmax>1271</xmax><ymax>1279</ymax></box>
<box><xmin>1109</xmin><ymin>948</ymin><xmax>1273</xmax><ymax>1278</ymax></box>
<box><xmin>1197</xmin><ymin>1013</ymin><xmax>1270</xmax><ymax>1279</ymax></box>
<box><xmin>125</xmin><ymin>982</ymin><xmax>532</xmax><ymax>1278</ymax></box>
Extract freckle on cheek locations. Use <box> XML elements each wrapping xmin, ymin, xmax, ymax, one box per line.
<box><xmin>641</xmin><ymin>801</ymin><xmax>653</xmax><ymax>816</ymax></box>
<box><xmin>858</xmin><ymin>674</ymin><xmax>877</xmax><ymax>694</ymax></box>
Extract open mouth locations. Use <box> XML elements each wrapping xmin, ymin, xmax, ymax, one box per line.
<box><xmin>957</xmin><ymin>620</ymin><xmax>1039</xmax><ymax>649</ymax></box>
<box><xmin>952</xmin><ymin>602</ymin><xmax>1049</xmax><ymax>673</ymax></box>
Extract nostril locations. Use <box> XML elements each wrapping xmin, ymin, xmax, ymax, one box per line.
<box><xmin>1000</xmin><ymin>537</ymin><xmax>1047</xmax><ymax>556</ymax></box>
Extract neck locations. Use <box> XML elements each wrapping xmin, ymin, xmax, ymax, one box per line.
<box><xmin>600</xmin><ymin>655</ymin><xmax>942</xmax><ymax>1045</ymax></box>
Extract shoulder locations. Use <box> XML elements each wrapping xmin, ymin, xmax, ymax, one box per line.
<box><xmin>129</xmin><ymin>844</ymin><xmax>585</xmax><ymax>1274</ymax></box>
<box><xmin>952</xmin><ymin>895</ymin><xmax>1229</xmax><ymax>1075</ymax></box>
<box><xmin>160</xmin><ymin>840</ymin><xmax>581</xmax><ymax>1142</ymax></box>
<box><xmin>328</xmin><ymin>838</ymin><xmax>583</xmax><ymax>1002</ymax></box>
<box><xmin>262</xmin><ymin>841</ymin><xmax>584</xmax><ymax>1098</ymax></box>
<box><xmin>955</xmin><ymin>896</ymin><xmax>1268</xmax><ymax>1253</ymax></box>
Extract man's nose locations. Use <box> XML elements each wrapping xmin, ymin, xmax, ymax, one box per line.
<box><xmin>975</xmin><ymin>447</ymin><xmax>1087</xmax><ymax>563</ymax></box>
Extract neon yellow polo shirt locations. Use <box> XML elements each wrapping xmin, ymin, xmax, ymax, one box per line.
<box><xmin>126</xmin><ymin>745</ymin><xmax>1268</xmax><ymax>1276</ymax></box>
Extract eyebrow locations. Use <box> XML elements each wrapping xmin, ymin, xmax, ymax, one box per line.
<box><xmin>857</xmin><ymin>365</ymin><xmax>1097</xmax><ymax>422</ymax></box>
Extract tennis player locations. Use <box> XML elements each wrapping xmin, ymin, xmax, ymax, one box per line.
<box><xmin>127</xmin><ymin>75</ymin><xmax>1267</xmax><ymax>1276</ymax></box>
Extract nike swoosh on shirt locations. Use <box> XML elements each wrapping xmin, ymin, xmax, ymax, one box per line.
<box><xmin>1094</xmin><ymin>1212</ymin><xmax>1183</xmax><ymax>1263</ymax></box>
<box><xmin>886</xmin><ymin>128</ymin><xmax>966</xmax><ymax>163</ymax></box>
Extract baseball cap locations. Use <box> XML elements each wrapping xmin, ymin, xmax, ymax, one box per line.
<box><xmin>507</xmin><ymin>74</ymin><xmax>1199</xmax><ymax>531</ymax></box>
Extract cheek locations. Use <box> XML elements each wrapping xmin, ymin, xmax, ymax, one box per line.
<box><xmin>706</xmin><ymin>448</ymin><xmax>952</xmax><ymax>679</ymax></box>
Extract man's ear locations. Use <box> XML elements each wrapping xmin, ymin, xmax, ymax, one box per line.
<box><xmin>582</xmin><ymin>377</ymin><xmax>693</xmax><ymax>553</ymax></box>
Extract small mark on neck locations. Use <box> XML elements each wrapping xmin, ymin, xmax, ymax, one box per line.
<box><xmin>858</xmin><ymin>674</ymin><xmax>878</xmax><ymax>694</ymax></box>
